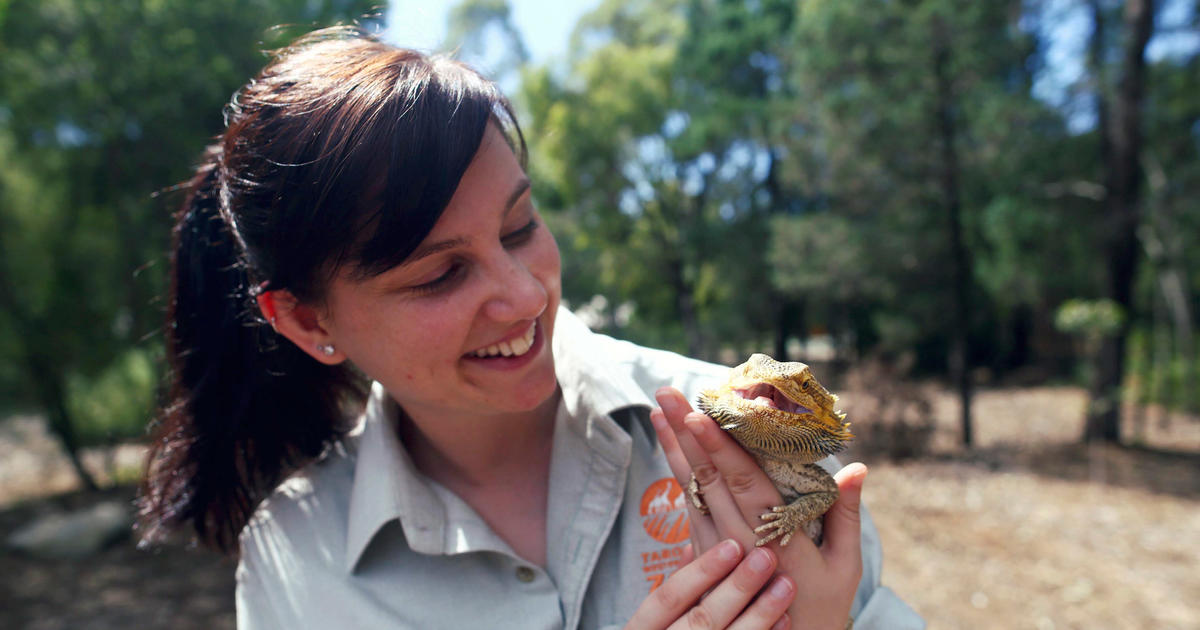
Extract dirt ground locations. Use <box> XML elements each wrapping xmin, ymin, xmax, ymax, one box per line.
<box><xmin>1</xmin><ymin>385</ymin><xmax>1198</xmax><ymax>629</ymax></box>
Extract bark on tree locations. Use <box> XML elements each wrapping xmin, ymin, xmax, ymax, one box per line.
<box><xmin>30</xmin><ymin>357</ymin><xmax>100</xmax><ymax>492</ymax></box>
<box><xmin>932</xmin><ymin>16</ymin><xmax>975</xmax><ymax>448</ymax></box>
<box><xmin>1085</xmin><ymin>0</ymin><xmax>1155</xmax><ymax>442</ymax></box>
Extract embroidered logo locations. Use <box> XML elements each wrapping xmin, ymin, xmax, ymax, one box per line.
<box><xmin>638</xmin><ymin>477</ymin><xmax>691</xmax><ymax>591</ymax></box>
<box><xmin>639</xmin><ymin>477</ymin><xmax>690</xmax><ymax>544</ymax></box>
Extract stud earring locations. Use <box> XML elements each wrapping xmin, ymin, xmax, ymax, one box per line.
<box><xmin>318</xmin><ymin>344</ymin><xmax>336</xmax><ymax>356</ymax></box>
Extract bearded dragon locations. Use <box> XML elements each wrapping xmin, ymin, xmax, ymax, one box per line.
<box><xmin>693</xmin><ymin>353</ymin><xmax>853</xmax><ymax>547</ymax></box>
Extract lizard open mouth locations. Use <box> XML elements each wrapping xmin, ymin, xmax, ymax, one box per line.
<box><xmin>733</xmin><ymin>383</ymin><xmax>812</xmax><ymax>415</ymax></box>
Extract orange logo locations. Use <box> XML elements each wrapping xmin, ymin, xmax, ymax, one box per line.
<box><xmin>639</xmin><ymin>478</ymin><xmax>690</xmax><ymax>544</ymax></box>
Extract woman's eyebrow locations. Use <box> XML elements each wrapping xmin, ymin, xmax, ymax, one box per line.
<box><xmin>405</xmin><ymin>236</ymin><xmax>469</xmax><ymax>265</ymax></box>
<box><xmin>405</xmin><ymin>176</ymin><xmax>533</xmax><ymax>265</ymax></box>
<box><xmin>504</xmin><ymin>176</ymin><xmax>532</xmax><ymax>217</ymax></box>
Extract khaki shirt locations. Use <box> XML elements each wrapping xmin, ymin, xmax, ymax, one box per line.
<box><xmin>236</xmin><ymin>307</ymin><xmax>924</xmax><ymax>629</ymax></box>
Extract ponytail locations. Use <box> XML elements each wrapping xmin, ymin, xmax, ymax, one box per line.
<box><xmin>138</xmin><ymin>146</ymin><xmax>364</xmax><ymax>555</ymax></box>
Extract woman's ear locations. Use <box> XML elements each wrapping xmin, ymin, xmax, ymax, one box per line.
<box><xmin>256</xmin><ymin>290</ymin><xmax>346</xmax><ymax>365</ymax></box>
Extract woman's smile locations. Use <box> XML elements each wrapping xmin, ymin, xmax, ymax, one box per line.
<box><xmin>467</xmin><ymin>320</ymin><xmax>537</xmax><ymax>358</ymax></box>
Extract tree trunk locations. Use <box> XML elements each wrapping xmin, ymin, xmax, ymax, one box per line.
<box><xmin>774</xmin><ymin>298</ymin><xmax>805</xmax><ymax>362</ymax></box>
<box><xmin>0</xmin><ymin>237</ymin><xmax>99</xmax><ymax>491</ymax></box>
<box><xmin>668</xmin><ymin>256</ymin><xmax>706</xmax><ymax>359</ymax></box>
<box><xmin>1084</xmin><ymin>0</ymin><xmax>1155</xmax><ymax>442</ymax></box>
<box><xmin>932</xmin><ymin>16</ymin><xmax>974</xmax><ymax>448</ymax></box>
<box><xmin>29</xmin><ymin>356</ymin><xmax>100</xmax><ymax>491</ymax></box>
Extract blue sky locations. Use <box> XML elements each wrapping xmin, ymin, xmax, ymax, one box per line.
<box><xmin>385</xmin><ymin>0</ymin><xmax>597</xmax><ymax>63</ymax></box>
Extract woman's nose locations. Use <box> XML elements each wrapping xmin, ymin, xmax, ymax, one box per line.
<box><xmin>483</xmin><ymin>253</ymin><xmax>547</xmax><ymax>322</ymax></box>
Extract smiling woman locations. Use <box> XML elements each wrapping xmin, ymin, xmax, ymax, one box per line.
<box><xmin>139</xmin><ymin>25</ymin><xmax>922</xmax><ymax>630</ymax></box>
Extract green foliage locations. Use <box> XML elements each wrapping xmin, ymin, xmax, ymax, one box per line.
<box><xmin>514</xmin><ymin>0</ymin><xmax>1198</xmax><ymax>412</ymax></box>
<box><xmin>0</xmin><ymin>0</ymin><xmax>379</xmax><ymax>485</ymax></box>
<box><xmin>66</xmin><ymin>348</ymin><xmax>157</xmax><ymax>447</ymax></box>
<box><xmin>1054</xmin><ymin>299</ymin><xmax>1126</xmax><ymax>339</ymax></box>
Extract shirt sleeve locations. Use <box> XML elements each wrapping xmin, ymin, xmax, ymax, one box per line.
<box><xmin>851</xmin><ymin>504</ymin><xmax>926</xmax><ymax>629</ymax></box>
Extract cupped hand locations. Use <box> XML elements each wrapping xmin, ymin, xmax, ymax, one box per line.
<box><xmin>625</xmin><ymin>538</ymin><xmax>794</xmax><ymax>630</ymax></box>
<box><xmin>650</xmin><ymin>387</ymin><xmax>865</xmax><ymax>630</ymax></box>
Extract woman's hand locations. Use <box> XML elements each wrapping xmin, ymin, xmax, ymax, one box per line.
<box><xmin>625</xmin><ymin>539</ymin><xmax>795</xmax><ymax>630</ymax></box>
<box><xmin>650</xmin><ymin>387</ymin><xmax>865</xmax><ymax>630</ymax></box>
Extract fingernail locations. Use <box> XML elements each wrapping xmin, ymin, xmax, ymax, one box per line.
<box><xmin>717</xmin><ymin>539</ymin><xmax>741</xmax><ymax>562</ymax></box>
<box><xmin>770</xmin><ymin>613</ymin><xmax>791</xmax><ymax>630</ymax></box>
<box><xmin>767</xmin><ymin>576</ymin><xmax>794</xmax><ymax>600</ymax></box>
<box><xmin>684</xmin><ymin>417</ymin><xmax>704</xmax><ymax>436</ymax></box>
<box><xmin>747</xmin><ymin>547</ymin><xmax>773</xmax><ymax>573</ymax></box>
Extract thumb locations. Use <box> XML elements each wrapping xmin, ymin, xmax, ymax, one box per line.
<box><xmin>822</xmin><ymin>462</ymin><xmax>867</xmax><ymax>564</ymax></box>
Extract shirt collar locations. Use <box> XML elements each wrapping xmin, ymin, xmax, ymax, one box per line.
<box><xmin>551</xmin><ymin>306</ymin><xmax>656</xmax><ymax>423</ymax></box>
<box><xmin>344</xmin><ymin>382</ymin><xmax>447</xmax><ymax>574</ymax></box>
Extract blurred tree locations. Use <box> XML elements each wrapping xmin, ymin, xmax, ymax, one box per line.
<box><xmin>525</xmin><ymin>0</ymin><xmax>816</xmax><ymax>359</ymax></box>
<box><xmin>1139</xmin><ymin>45</ymin><xmax>1200</xmax><ymax>413</ymax></box>
<box><xmin>1082</xmin><ymin>0</ymin><xmax>1156</xmax><ymax>442</ymax></box>
<box><xmin>443</xmin><ymin>0</ymin><xmax>530</xmax><ymax>82</ymax></box>
<box><xmin>787</xmin><ymin>0</ymin><xmax>1060</xmax><ymax>446</ymax></box>
<box><xmin>0</xmin><ymin>0</ymin><xmax>379</xmax><ymax>489</ymax></box>
<box><xmin>671</xmin><ymin>0</ymin><xmax>804</xmax><ymax>360</ymax></box>
<box><xmin>523</xmin><ymin>0</ymin><xmax>731</xmax><ymax>356</ymax></box>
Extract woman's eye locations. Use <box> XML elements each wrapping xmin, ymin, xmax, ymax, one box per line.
<box><xmin>411</xmin><ymin>262</ymin><xmax>465</xmax><ymax>296</ymax></box>
<box><xmin>501</xmin><ymin>219</ymin><xmax>538</xmax><ymax>247</ymax></box>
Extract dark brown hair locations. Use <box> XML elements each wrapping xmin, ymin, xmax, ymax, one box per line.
<box><xmin>138</xmin><ymin>26</ymin><xmax>524</xmax><ymax>555</ymax></box>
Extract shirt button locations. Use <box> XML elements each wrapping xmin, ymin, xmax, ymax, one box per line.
<box><xmin>515</xmin><ymin>566</ymin><xmax>536</xmax><ymax>583</ymax></box>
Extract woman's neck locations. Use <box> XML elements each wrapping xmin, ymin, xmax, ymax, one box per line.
<box><xmin>397</xmin><ymin>387</ymin><xmax>560</xmax><ymax>490</ymax></box>
<box><xmin>397</xmin><ymin>389</ymin><xmax>560</xmax><ymax>566</ymax></box>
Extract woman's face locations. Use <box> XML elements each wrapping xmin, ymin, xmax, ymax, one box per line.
<box><xmin>318</xmin><ymin>124</ymin><xmax>562</xmax><ymax>421</ymax></box>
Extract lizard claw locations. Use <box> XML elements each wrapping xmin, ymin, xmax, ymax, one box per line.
<box><xmin>753</xmin><ymin>505</ymin><xmax>808</xmax><ymax>547</ymax></box>
<box><xmin>687</xmin><ymin>474</ymin><xmax>710</xmax><ymax>515</ymax></box>
<box><xmin>752</xmin><ymin>520</ymin><xmax>795</xmax><ymax>547</ymax></box>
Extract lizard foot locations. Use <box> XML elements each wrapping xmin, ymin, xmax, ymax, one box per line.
<box><xmin>752</xmin><ymin>490</ymin><xmax>838</xmax><ymax>547</ymax></box>
<box><xmin>753</xmin><ymin>505</ymin><xmax>807</xmax><ymax>547</ymax></box>
<box><xmin>687</xmin><ymin>473</ymin><xmax>710</xmax><ymax>515</ymax></box>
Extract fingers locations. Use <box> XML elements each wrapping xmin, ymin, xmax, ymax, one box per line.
<box><xmin>650</xmin><ymin>406</ymin><xmax>697</xmax><ymax>491</ymax></box>
<box><xmin>625</xmin><ymin>539</ymin><xmax>794</xmax><ymax>630</ymax></box>
<box><xmin>625</xmin><ymin>539</ymin><xmax>743</xmax><ymax>629</ymax></box>
<box><xmin>676</xmin><ymin>549</ymin><xmax>794</xmax><ymax>630</ymax></box>
<box><xmin>681</xmin><ymin>413</ymin><xmax>770</xmax><ymax>541</ymax></box>
<box><xmin>821</xmin><ymin>463</ymin><xmax>867</xmax><ymax>572</ymax></box>
<box><xmin>651</xmin><ymin>407</ymin><xmax>720</xmax><ymax>551</ymax></box>
<box><xmin>682</xmin><ymin>412</ymin><xmax>785</xmax><ymax>533</ymax></box>
<box><xmin>655</xmin><ymin>388</ymin><xmax>711</xmax><ymax>473</ymax></box>
<box><xmin>725</xmin><ymin>578</ymin><xmax>794</xmax><ymax>630</ymax></box>
<box><xmin>655</xmin><ymin>387</ymin><xmax>787</xmax><ymax>548</ymax></box>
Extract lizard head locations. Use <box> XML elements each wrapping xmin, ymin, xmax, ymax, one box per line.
<box><xmin>696</xmin><ymin>353</ymin><xmax>853</xmax><ymax>463</ymax></box>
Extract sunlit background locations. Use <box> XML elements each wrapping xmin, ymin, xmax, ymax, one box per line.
<box><xmin>1</xmin><ymin>1</ymin><xmax>1197</xmax><ymax>628</ymax></box>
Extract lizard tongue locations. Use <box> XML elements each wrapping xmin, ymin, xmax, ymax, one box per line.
<box><xmin>754</xmin><ymin>395</ymin><xmax>778</xmax><ymax>409</ymax></box>
<box><xmin>770</xmin><ymin>388</ymin><xmax>812</xmax><ymax>414</ymax></box>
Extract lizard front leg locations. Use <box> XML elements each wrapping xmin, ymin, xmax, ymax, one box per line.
<box><xmin>754</xmin><ymin>461</ymin><xmax>839</xmax><ymax>547</ymax></box>
<box><xmin>754</xmin><ymin>489</ymin><xmax>838</xmax><ymax>546</ymax></box>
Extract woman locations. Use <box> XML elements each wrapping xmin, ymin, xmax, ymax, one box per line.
<box><xmin>140</xmin><ymin>26</ymin><xmax>923</xmax><ymax>630</ymax></box>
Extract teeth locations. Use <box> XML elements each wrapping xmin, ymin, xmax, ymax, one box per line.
<box><xmin>470</xmin><ymin>322</ymin><xmax>537</xmax><ymax>358</ymax></box>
